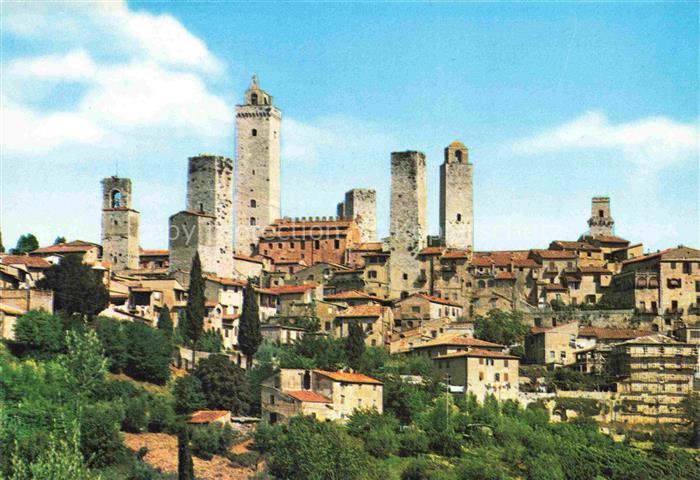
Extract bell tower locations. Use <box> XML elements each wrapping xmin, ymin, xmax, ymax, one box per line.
<box><xmin>235</xmin><ymin>75</ymin><xmax>281</xmax><ymax>255</ymax></box>
<box><xmin>588</xmin><ymin>196</ymin><xmax>614</xmax><ymax>237</ymax></box>
<box><xmin>101</xmin><ymin>176</ymin><xmax>140</xmax><ymax>271</ymax></box>
<box><xmin>440</xmin><ymin>141</ymin><xmax>473</xmax><ymax>250</ymax></box>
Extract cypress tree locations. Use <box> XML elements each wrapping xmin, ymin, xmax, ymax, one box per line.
<box><xmin>345</xmin><ymin>321</ymin><xmax>365</xmax><ymax>370</ymax></box>
<box><xmin>238</xmin><ymin>281</ymin><xmax>262</xmax><ymax>367</ymax></box>
<box><xmin>177</xmin><ymin>426</ymin><xmax>195</xmax><ymax>480</ymax></box>
<box><xmin>185</xmin><ymin>253</ymin><xmax>205</xmax><ymax>369</ymax></box>
<box><xmin>157</xmin><ymin>307</ymin><xmax>174</xmax><ymax>338</ymax></box>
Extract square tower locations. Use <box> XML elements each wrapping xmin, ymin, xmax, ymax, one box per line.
<box><xmin>389</xmin><ymin>151</ymin><xmax>427</xmax><ymax>299</ymax></box>
<box><xmin>588</xmin><ymin>196</ymin><xmax>614</xmax><ymax>237</ymax></box>
<box><xmin>235</xmin><ymin>75</ymin><xmax>281</xmax><ymax>255</ymax></box>
<box><xmin>339</xmin><ymin>189</ymin><xmax>377</xmax><ymax>242</ymax></box>
<box><xmin>440</xmin><ymin>141</ymin><xmax>473</xmax><ymax>250</ymax></box>
<box><xmin>169</xmin><ymin>155</ymin><xmax>234</xmax><ymax>279</ymax></box>
<box><xmin>101</xmin><ymin>176</ymin><xmax>139</xmax><ymax>271</ymax></box>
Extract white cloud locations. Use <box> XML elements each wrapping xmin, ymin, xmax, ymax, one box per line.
<box><xmin>512</xmin><ymin>111</ymin><xmax>699</xmax><ymax>172</ymax></box>
<box><xmin>9</xmin><ymin>49</ymin><xmax>97</xmax><ymax>82</ymax></box>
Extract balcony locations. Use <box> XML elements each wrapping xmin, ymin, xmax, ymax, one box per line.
<box><xmin>665</xmin><ymin>308</ymin><xmax>684</xmax><ymax>316</ymax></box>
<box><xmin>634</xmin><ymin>307</ymin><xmax>658</xmax><ymax>315</ymax></box>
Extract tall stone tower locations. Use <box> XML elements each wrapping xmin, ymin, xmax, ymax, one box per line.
<box><xmin>338</xmin><ymin>189</ymin><xmax>377</xmax><ymax>242</ymax></box>
<box><xmin>440</xmin><ymin>141</ymin><xmax>473</xmax><ymax>250</ymax></box>
<box><xmin>388</xmin><ymin>151</ymin><xmax>427</xmax><ymax>298</ymax></box>
<box><xmin>169</xmin><ymin>155</ymin><xmax>234</xmax><ymax>279</ymax></box>
<box><xmin>588</xmin><ymin>196</ymin><xmax>614</xmax><ymax>237</ymax></box>
<box><xmin>235</xmin><ymin>75</ymin><xmax>281</xmax><ymax>255</ymax></box>
<box><xmin>101</xmin><ymin>176</ymin><xmax>139</xmax><ymax>271</ymax></box>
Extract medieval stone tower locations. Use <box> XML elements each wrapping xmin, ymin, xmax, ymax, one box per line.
<box><xmin>588</xmin><ymin>196</ymin><xmax>614</xmax><ymax>237</ymax></box>
<box><xmin>388</xmin><ymin>151</ymin><xmax>427</xmax><ymax>298</ymax></box>
<box><xmin>101</xmin><ymin>176</ymin><xmax>139</xmax><ymax>271</ymax></box>
<box><xmin>169</xmin><ymin>155</ymin><xmax>234</xmax><ymax>279</ymax></box>
<box><xmin>337</xmin><ymin>189</ymin><xmax>377</xmax><ymax>242</ymax></box>
<box><xmin>439</xmin><ymin>141</ymin><xmax>473</xmax><ymax>250</ymax></box>
<box><xmin>235</xmin><ymin>75</ymin><xmax>281</xmax><ymax>255</ymax></box>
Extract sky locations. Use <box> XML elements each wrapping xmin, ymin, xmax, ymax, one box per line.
<box><xmin>1</xmin><ymin>1</ymin><xmax>698</xmax><ymax>253</ymax></box>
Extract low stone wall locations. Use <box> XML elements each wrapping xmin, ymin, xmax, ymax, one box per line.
<box><xmin>523</xmin><ymin>309</ymin><xmax>635</xmax><ymax>329</ymax></box>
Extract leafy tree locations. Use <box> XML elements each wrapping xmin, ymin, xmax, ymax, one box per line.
<box><xmin>122</xmin><ymin>395</ymin><xmax>149</xmax><ymax>433</ymax></box>
<box><xmin>238</xmin><ymin>281</ymin><xmax>262</xmax><ymax>366</ymax></box>
<box><xmin>345</xmin><ymin>321</ymin><xmax>365</xmax><ymax>370</ymax></box>
<box><xmin>177</xmin><ymin>426</ymin><xmax>195</xmax><ymax>480</ymax></box>
<box><xmin>156</xmin><ymin>307</ymin><xmax>174</xmax><ymax>339</ymax></box>
<box><xmin>198</xmin><ymin>328</ymin><xmax>223</xmax><ymax>353</ymax></box>
<box><xmin>94</xmin><ymin>317</ymin><xmax>127</xmax><ymax>373</ymax></box>
<box><xmin>173</xmin><ymin>375</ymin><xmax>206</xmax><ymax>415</ymax></box>
<box><xmin>184</xmin><ymin>253</ymin><xmax>205</xmax><ymax>368</ymax></box>
<box><xmin>190</xmin><ymin>422</ymin><xmax>237</xmax><ymax>460</ymax></box>
<box><xmin>193</xmin><ymin>354</ymin><xmax>250</xmax><ymax>414</ymax></box>
<box><xmin>346</xmin><ymin>408</ymin><xmax>399</xmax><ymax>458</ymax></box>
<box><xmin>474</xmin><ymin>308</ymin><xmax>528</xmax><ymax>346</ymax></box>
<box><xmin>13</xmin><ymin>311</ymin><xmax>65</xmax><ymax>358</ymax></box>
<box><xmin>147</xmin><ymin>394</ymin><xmax>177</xmax><ymax>433</ymax></box>
<box><xmin>53</xmin><ymin>236</ymin><xmax>66</xmax><ymax>245</ymax></box>
<box><xmin>80</xmin><ymin>401</ymin><xmax>125</xmax><ymax>468</ymax></box>
<box><xmin>681</xmin><ymin>392</ymin><xmax>700</xmax><ymax>448</ymax></box>
<box><xmin>37</xmin><ymin>254</ymin><xmax>108</xmax><ymax>319</ymax></box>
<box><xmin>124</xmin><ymin>321</ymin><xmax>171</xmax><ymax>385</ymax></box>
<box><xmin>10</xmin><ymin>233</ymin><xmax>39</xmax><ymax>254</ymax></box>
<box><xmin>60</xmin><ymin>329</ymin><xmax>107</xmax><ymax>399</ymax></box>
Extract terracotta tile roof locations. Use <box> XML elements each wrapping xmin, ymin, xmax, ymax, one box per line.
<box><xmin>32</xmin><ymin>240</ymin><xmax>99</xmax><ymax>254</ymax></box>
<box><xmin>442</xmin><ymin>249</ymin><xmax>470</xmax><ymax>259</ymax></box>
<box><xmin>512</xmin><ymin>258</ymin><xmax>540</xmax><ymax>268</ymax></box>
<box><xmin>433</xmin><ymin>348</ymin><xmax>519</xmax><ymax>360</ymax></box>
<box><xmin>285</xmin><ymin>390</ymin><xmax>331</xmax><ymax>403</ymax></box>
<box><xmin>406</xmin><ymin>293</ymin><xmax>462</xmax><ymax>308</ymax></box>
<box><xmin>531</xmin><ymin>249</ymin><xmax>577</xmax><ymax>259</ymax></box>
<box><xmin>204</xmin><ymin>300</ymin><xmax>218</xmax><ymax>308</ymax></box>
<box><xmin>550</xmin><ymin>240</ymin><xmax>600</xmax><ymax>251</ymax></box>
<box><xmin>336</xmin><ymin>305</ymin><xmax>384</xmax><ymax>318</ymax></box>
<box><xmin>591</xmin><ymin>235</ymin><xmax>629</xmax><ymax>244</ymax></box>
<box><xmin>623</xmin><ymin>246</ymin><xmax>700</xmax><ymax>265</ymax></box>
<box><xmin>579</xmin><ymin>327</ymin><xmax>653</xmax><ymax>340</ymax></box>
<box><xmin>266</xmin><ymin>284</ymin><xmax>317</xmax><ymax>295</ymax></box>
<box><xmin>412</xmin><ymin>335</ymin><xmax>503</xmax><ymax>350</ymax></box>
<box><xmin>314</xmin><ymin>369</ymin><xmax>383</xmax><ymax>385</ymax></box>
<box><xmin>222</xmin><ymin>313</ymin><xmax>241</xmax><ymax>321</ymax></box>
<box><xmin>139</xmin><ymin>249</ymin><xmax>169</xmax><ymax>256</ymax></box>
<box><xmin>325</xmin><ymin>290</ymin><xmax>377</xmax><ymax>301</ymax></box>
<box><xmin>419</xmin><ymin>246</ymin><xmax>445</xmax><ymax>256</ymax></box>
<box><xmin>471</xmin><ymin>250</ymin><xmax>530</xmax><ymax>266</ymax></box>
<box><xmin>204</xmin><ymin>274</ymin><xmax>247</xmax><ymax>287</ymax></box>
<box><xmin>187</xmin><ymin>410</ymin><xmax>229</xmax><ymax>424</ymax></box>
<box><xmin>1</xmin><ymin>255</ymin><xmax>52</xmax><ymax>268</ymax></box>
<box><xmin>541</xmin><ymin>283</ymin><xmax>567</xmax><ymax>292</ymax></box>
<box><xmin>233</xmin><ymin>253</ymin><xmax>264</xmax><ymax>264</ymax></box>
<box><xmin>494</xmin><ymin>272</ymin><xmax>516</xmax><ymax>280</ymax></box>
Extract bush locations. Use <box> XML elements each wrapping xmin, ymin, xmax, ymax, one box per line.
<box><xmin>95</xmin><ymin>317</ymin><xmax>127</xmax><ymax>373</ymax></box>
<box><xmin>399</xmin><ymin>426</ymin><xmax>430</xmax><ymax>456</ymax></box>
<box><xmin>123</xmin><ymin>322</ymin><xmax>171</xmax><ymax>385</ymax></box>
<box><xmin>190</xmin><ymin>423</ymin><xmax>237</xmax><ymax>460</ymax></box>
<box><xmin>193</xmin><ymin>354</ymin><xmax>250</xmax><ymax>413</ymax></box>
<box><xmin>122</xmin><ymin>395</ymin><xmax>149</xmax><ymax>433</ymax></box>
<box><xmin>13</xmin><ymin>311</ymin><xmax>65</xmax><ymax>358</ymax></box>
<box><xmin>346</xmin><ymin>409</ymin><xmax>399</xmax><ymax>458</ymax></box>
<box><xmin>173</xmin><ymin>375</ymin><xmax>206</xmax><ymax>414</ymax></box>
<box><xmin>80</xmin><ymin>401</ymin><xmax>125</xmax><ymax>468</ymax></box>
<box><xmin>226</xmin><ymin>450</ymin><xmax>261</xmax><ymax>468</ymax></box>
<box><xmin>147</xmin><ymin>395</ymin><xmax>177</xmax><ymax>433</ymax></box>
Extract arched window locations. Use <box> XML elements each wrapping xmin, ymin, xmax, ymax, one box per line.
<box><xmin>455</xmin><ymin>150</ymin><xmax>462</xmax><ymax>162</ymax></box>
<box><xmin>111</xmin><ymin>190</ymin><xmax>122</xmax><ymax>208</ymax></box>
<box><xmin>250</xmin><ymin>199</ymin><xmax>257</xmax><ymax>208</ymax></box>
<box><xmin>250</xmin><ymin>217</ymin><xmax>256</xmax><ymax>226</ymax></box>
<box><xmin>477</xmin><ymin>280</ymin><xmax>485</xmax><ymax>288</ymax></box>
<box><xmin>303</xmin><ymin>370</ymin><xmax>311</xmax><ymax>390</ymax></box>
<box><xmin>251</xmin><ymin>93</ymin><xmax>258</xmax><ymax>105</ymax></box>
<box><xmin>598</xmin><ymin>210</ymin><xmax>604</xmax><ymax>217</ymax></box>
<box><xmin>252</xmin><ymin>128</ymin><xmax>257</xmax><ymax>137</ymax></box>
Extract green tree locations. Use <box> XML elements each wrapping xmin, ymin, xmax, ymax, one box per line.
<box><xmin>238</xmin><ymin>282</ymin><xmax>261</xmax><ymax>366</ymax></box>
<box><xmin>124</xmin><ymin>321</ymin><xmax>171</xmax><ymax>385</ymax></box>
<box><xmin>184</xmin><ymin>253</ymin><xmax>205</xmax><ymax>368</ymax></box>
<box><xmin>94</xmin><ymin>317</ymin><xmax>127</xmax><ymax>373</ymax></box>
<box><xmin>173</xmin><ymin>375</ymin><xmax>206</xmax><ymax>415</ymax></box>
<box><xmin>177</xmin><ymin>426</ymin><xmax>195</xmax><ymax>480</ymax></box>
<box><xmin>53</xmin><ymin>236</ymin><xmax>66</xmax><ymax>245</ymax></box>
<box><xmin>13</xmin><ymin>311</ymin><xmax>65</xmax><ymax>358</ymax></box>
<box><xmin>198</xmin><ymin>328</ymin><xmax>223</xmax><ymax>353</ymax></box>
<box><xmin>345</xmin><ymin>321</ymin><xmax>365</xmax><ymax>370</ymax></box>
<box><xmin>80</xmin><ymin>401</ymin><xmax>125</xmax><ymax>468</ymax></box>
<box><xmin>157</xmin><ymin>307</ymin><xmax>174</xmax><ymax>339</ymax></box>
<box><xmin>10</xmin><ymin>233</ymin><xmax>39</xmax><ymax>254</ymax></box>
<box><xmin>346</xmin><ymin>409</ymin><xmax>399</xmax><ymax>458</ymax></box>
<box><xmin>474</xmin><ymin>308</ymin><xmax>528</xmax><ymax>346</ymax></box>
<box><xmin>681</xmin><ymin>392</ymin><xmax>700</xmax><ymax>448</ymax></box>
<box><xmin>193</xmin><ymin>354</ymin><xmax>250</xmax><ymax>414</ymax></box>
<box><xmin>36</xmin><ymin>254</ymin><xmax>108</xmax><ymax>319</ymax></box>
<box><xmin>60</xmin><ymin>329</ymin><xmax>107</xmax><ymax>399</ymax></box>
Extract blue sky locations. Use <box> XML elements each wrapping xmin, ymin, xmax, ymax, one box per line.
<box><xmin>1</xmin><ymin>2</ymin><xmax>698</xmax><ymax>252</ymax></box>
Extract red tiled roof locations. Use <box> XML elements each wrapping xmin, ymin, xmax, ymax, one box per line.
<box><xmin>32</xmin><ymin>241</ymin><xmax>99</xmax><ymax>254</ymax></box>
<box><xmin>233</xmin><ymin>253</ymin><xmax>264</xmax><ymax>264</ymax></box>
<box><xmin>187</xmin><ymin>410</ymin><xmax>229</xmax><ymax>424</ymax></box>
<box><xmin>325</xmin><ymin>290</ymin><xmax>377</xmax><ymax>301</ymax></box>
<box><xmin>285</xmin><ymin>390</ymin><xmax>331</xmax><ymax>403</ymax></box>
<box><xmin>433</xmin><ymin>348</ymin><xmax>519</xmax><ymax>360</ymax></box>
<box><xmin>412</xmin><ymin>335</ymin><xmax>503</xmax><ymax>350</ymax></box>
<box><xmin>531</xmin><ymin>249</ymin><xmax>577</xmax><ymax>259</ymax></box>
<box><xmin>1</xmin><ymin>255</ymin><xmax>52</xmax><ymax>268</ymax></box>
<box><xmin>591</xmin><ymin>235</ymin><xmax>629</xmax><ymax>244</ymax></box>
<box><xmin>494</xmin><ymin>272</ymin><xmax>516</xmax><ymax>280</ymax></box>
<box><xmin>266</xmin><ymin>284</ymin><xmax>317</xmax><ymax>295</ymax></box>
<box><xmin>139</xmin><ymin>249</ymin><xmax>169</xmax><ymax>256</ymax></box>
<box><xmin>541</xmin><ymin>283</ymin><xmax>567</xmax><ymax>292</ymax></box>
<box><xmin>442</xmin><ymin>249</ymin><xmax>470</xmax><ymax>259</ymax></box>
<box><xmin>578</xmin><ymin>327</ymin><xmax>653</xmax><ymax>340</ymax></box>
<box><xmin>204</xmin><ymin>274</ymin><xmax>246</xmax><ymax>287</ymax></box>
<box><xmin>314</xmin><ymin>369</ymin><xmax>383</xmax><ymax>385</ymax></box>
<box><xmin>550</xmin><ymin>240</ymin><xmax>600</xmax><ymax>251</ymax></box>
<box><xmin>204</xmin><ymin>300</ymin><xmax>218</xmax><ymax>308</ymax></box>
<box><xmin>337</xmin><ymin>305</ymin><xmax>384</xmax><ymax>318</ymax></box>
<box><xmin>470</xmin><ymin>250</ymin><xmax>530</xmax><ymax>266</ymax></box>
<box><xmin>419</xmin><ymin>246</ymin><xmax>445</xmax><ymax>256</ymax></box>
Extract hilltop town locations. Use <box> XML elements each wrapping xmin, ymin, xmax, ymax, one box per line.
<box><xmin>2</xmin><ymin>76</ymin><xmax>699</xmax><ymax>479</ymax></box>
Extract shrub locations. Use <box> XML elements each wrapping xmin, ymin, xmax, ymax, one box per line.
<box><xmin>13</xmin><ymin>311</ymin><xmax>65</xmax><ymax>358</ymax></box>
<box><xmin>80</xmin><ymin>401</ymin><xmax>125</xmax><ymax>468</ymax></box>
<box><xmin>173</xmin><ymin>375</ymin><xmax>206</xmax><ymax>414</ymax></box>
<box><xmin>123</xmin><ymin>321</ymin><xmax>171</xmax><ymax>385</ymax></box>
<box><xmin>399</xmin><ymin>426</ymin><xmax>430</xmax><ymax>456</ymax></box>
<box><xmin>190</xmin><ymin>423</ymin><xmax>237</xmax><ymax>460</ymax></box>
<box><xmin>346</xmin><ymin>409</ymin><xmax>399</xmax><ymax>458</ymax></box>
<box><xmin>147</xmin><ymin>395</ymin><xmax>177</xmax><ymax>433</ymax></box>
<box><xmin>122</xmin><ymin>395</ymin><xmax>149</xmax><ymax>433</ymax></box>
<box><xmin>226</xmin><ymin>450</ymin><xmax>261</xmax><ymax>468</ymax></box>
<box><xmin>193</xmin><ymin>354</ymin><xmax>250</xmax><ymax>413</ymax></box>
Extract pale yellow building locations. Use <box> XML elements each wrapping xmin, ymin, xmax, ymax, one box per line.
<box><xmin>524</xmin><ymin>321</ymin><xmax>579</xmax><ymax>366</ymax></box>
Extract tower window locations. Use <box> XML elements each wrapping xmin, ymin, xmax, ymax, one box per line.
<box><xmin>455</xmin><ymin>150</ymin><xmax>462</xmax><ymax>162</ymax></box>
<box><xmin>250</xmin><ymin>199</ymin><xmax>257</xmax><ymax>208</ymax></box>
<box><xmin>251</xmin><ymin>93</ymin><xmax>258</xmax><ymax>105</ymax></box>
<box><xmin>598</xmin><ymin>210</ymin><xmax>604</xmax><ymax>217</ymax></box>
<box><xmin>111</xmin><ymin>190</ymin><xmax>122</xmax><ymax>208</ymax></box>
<box><xmin>252</xmin><ymin>129</ymin><xmax>257</xmax><ymax>137</ymax></box>
<box><xmin>456</xmin><ymin>213</ymin><xmax>462</xmax><ymax>222</ymax></box>
<box><xmin>250</xmin><ymin>217</ymin><xmax>256</xmax><ymax>226</ymax></box>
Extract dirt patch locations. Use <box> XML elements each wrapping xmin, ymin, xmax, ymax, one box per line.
<box><xmin>124</xmin><ymin>432</ymin><xmax>257</xmax><ymax>480</ymax></box>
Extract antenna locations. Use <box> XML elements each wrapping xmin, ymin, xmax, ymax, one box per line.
<box><xmin>115</xmin><ymin>157</ymin><xmax>119</xmax><ymax>177</ymax></box>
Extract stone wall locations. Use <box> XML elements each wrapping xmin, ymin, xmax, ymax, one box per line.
<box><xmin>340</xmin><ymin>189</ymin><xmax>377</xmax><ymax>242</ymax></box>
<box><xmin>389</xmin><ymin>151</ymin><xmax>427</xmax><ymax>298</ymax></box>
<box><xmin>0</xmin><ymin>289</ymin><xmax>54</xmax><ymax>313</ymax></box>
<box><xmin>439</xmin><ymin>142</ymin><xmax>473</xmax><ymax>250</ymax></box>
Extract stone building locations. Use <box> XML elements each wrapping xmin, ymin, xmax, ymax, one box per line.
<box><xmin>258</xmin><ymin>217</ymin><xmax>361</xmax><ymax>266</ymax></box>
<box><xmin>168</xmin><ymin>155</ymin><xmax>234</xmax><ymax>280</ymax></box>
<box><xmin>334</xmin><ymin>305</ymin><xmax>393</xmax><ymax>348</ymax></box>
<box><xmin>439</xmin><ymin>141</ymin><xmax>473</xmax><ymax>250</ymax></box>
<box><xmin>388</xmin><ymin>151</ymin><xmax>427</xmax><ymax>299</ymax></box>
<box><xmin>609</xmin><ymin>334</ymin><xmax>697</xmax><ymax>424</ymax></box>
<box><xmin>587</xmin><ymin>196</ymin><xmax>615</xmax><ymax>237</ymax></box>
<box><xmin>235</xmin><ymin>75</ymin><xmax>281</xmax><ymax>255</ymax></box>
<box><xmin>101</xmin><ymin>177</ymin><xmax>140</xmax><ymax>271</ymax></box>
<box><xmin>524</xmin><ymin>321</ymin><xmax>579</xmax><ymax>366</ymax></box>
<box><xmin>337</xmin><ymin>189</ymin><xmax>377</xmax><ymax>243</ymax></box>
